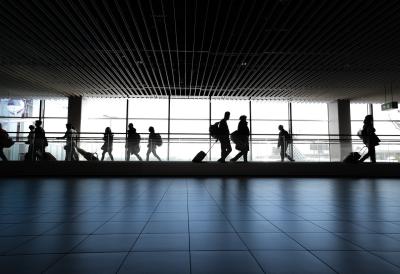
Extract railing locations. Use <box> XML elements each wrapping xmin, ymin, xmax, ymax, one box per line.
<box><xmin>2</xmin><ymin>131</ymin><xmax>400</xmax><ymax>162</ymax></box>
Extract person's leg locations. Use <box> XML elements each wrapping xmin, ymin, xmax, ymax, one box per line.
<box><xmin>243</xmin><ymin>151</ymin><xmax>248</xmax><ymax>162</ymax></box>
<box><xmin>359</xmin><ymin>151</ymin><xmax>370</xmax><ymax>162</ymax></box>
<box><xmin>284</xmin><ymin>144</ymin><xmax>294</xmax><ymax>161</ymax></box>
<box><xmin>219</xmin><ymin>141</ymin><xmax>226</xmax><ymax>161</ymax></box>
<box><xmin>146</xmin><ymin>148</ymin><xmax>151</xmax><ymax>161</ymax></box>
<box><xmin>126</xmin><ymin>149</ymin><xmax>130</xmax><ymax>161</ymax></box>
<box><xmin>230</xmin><ymin>151</ymin><xmax>243</xmax><ymax>162</ymax></box>
<box><xmin>280</xmin><ymin>146</ymin><xmax>284</xmax><ymax>162</ymax></box>
<box><xmin>109</xmin><ymin>152</ymin><xmax>114</xmax><ymax>161</ymax></box>
<box><xmin>152</xmin><ymin>148</ymin><xmax>161</xmax><ymax>161</ymax></box>
<box><xmin>0</xmin><ymin>148</ymin><xmax>7</xmax><ymax>161</ymax></box>
<box><xmin>101</xmin><ymin>151</ymin><xmax>106</xmax><ymax>161</ymax></box>
<box><xmin>134</xmin><ymin>153</ymin><xmax>143</xmax><ymax>161</ymax></box>
<box><xmin>370</xmin><ymin>145</ymin><xmax>376</xmax><ymax>163</ymax></box>
<box><xmin>65</xmin><ymin>146</ymin><xmax>71</xmax><ymax>161</ymax></box>
<box><xmin>226</xmin><ymin>142</ymin><xmax>232</xmax><ymax>158</ymax></box>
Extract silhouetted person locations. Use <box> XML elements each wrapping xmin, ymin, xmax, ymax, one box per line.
<box><xmin>57</xmin><ymin>123</ymin><xmax>79</xmax><ymax>161</ymax></box>
<box><xmin>126</xmin><ymin>123</ymin><xmax>142</xmax><ymax>161</ymax></box>
<box><xmin>0</xmin><ymin>123</ymin><xmax>9</xmax><ymax>161</ymax></box>
<box><xmin>278</xmin><ymin>125</ymin><xmax>294</xmax><ymax>162</ymax></box>
<box><xmin>359</xmin><ymin>115</ymin><xmax>380</xmax><ymax>163</ymax></box>
<box><xmin>25</xmin><ymin>125</ymin><xmax>35</xmax><ymax>161</ymax></box>
<box><xmin>101</xmin><ymin>127</ymin><xmax>114</xmax><ymax>161</ymax></box>
<box><xmin>230</xmin><ymin>115</ymin><xmax>250</xmax><ymax>162</ymax></box>
<box><xmin>146</xmin><ymin>126</ymin><xmax>161</xmax><ymax>161</ymax></box>
<box><xmin>34</xmin><ymin>120</ymin><xmax>47</xmax><ymax>161</ymax></box>
<box><xmin>217</xmin><ymin>111</ymin><xmax>232</xmax><ymax>163</ymax></box>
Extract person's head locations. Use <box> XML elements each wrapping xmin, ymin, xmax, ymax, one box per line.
<box><xmin>128</xmin><ymin>123</ymin><xmax>134</xmax><ymax>129</ymax></box>
<box><xmin>35</xmin><ymin>120</ymin><xmax>42</xmax><ymax>127</ymax></box>
<box><xmin>224</xmin><ymin>111</ymin><xmax>230</xmax><ymax>120</ymax></box>
<box><xmin>364</xmin><ymin>115</ymin><xmax>373</xmax><ymax>125</ymax></box>
<box><xmin>105</xmin><ymin>127</ymin><xmax>111</xmax><ymax>133</ymax></box>
<box><xmin>239</xmin><ymin>115</ymin><xmax>247</xmax><ymax>122</ymax></box>
<box><xmin>149</xmin><ymin>126</ymin><xmax>154</xmax><ymax>133</ymax></box>
<box><xmin>29</xmin><ymin>125</ymin><xmax>34</xmax><ymax>131</ymax></box>
<box><xmin>278</xmin><ymin>125</ymin><xmax>284</xmax><ymax>131</ymax></box>
<box><xmin>66</xmin><ymin>123</ymin><xmax>72</xmax><ymax>130</ymax></box>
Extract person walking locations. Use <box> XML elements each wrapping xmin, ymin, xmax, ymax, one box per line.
<box><xmin>126</xmin><ymin>123</ymin><xmax>142</xmax><ymax>161</ymax></box>
<box><xmin>217</xmin><ymin>111</ymin><xmax>232</xmax><ymax>163</ymax></box>
<box><xmin>101</xmin><ymin>127</ymin><xmax>114</xmax><ymax>161</ymax></box>
<box><xmin>359</xmin><ymin>114</ymin><xmax>380</xmax><ymax>163</ymax></box>
<box><xmin>230</xmin><ymin>115</ymin><xmax>250</xmax><ymax>162</ymax></box>
<box><xmin>278</xmin><ymin>125</ymin><xmax>294</xmax><ymax>162</ymax></box>
<box><xmin>33</xmin><ymin>120</ymin><xmax>47</xmax><ymax>160</ymax></box>
<box><xmin>0</xmin><ymin>123</ymin><xmax>9</xmax><ymax>161</ymax></box>
<box><xmin>146</xmin><ymin>126</ymin><xmax>161</xmax><ymax>161</ymax></box>
<box><xmin>25</xmin><ymin>125</ymin><xmax>35</xmax><ymax>161</ymax></box>
<box><xmin>57</xmin><ymin>123</ymin><xmax>79</xmax><ymax>161</ymax></box>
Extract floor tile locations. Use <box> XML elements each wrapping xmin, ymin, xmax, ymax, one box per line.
<box><xmin>94</xmin><ymin>221</ymin><xmax>146</xmax><ymax>234</ymax></box>
<box><xmin>119</xmin><ymin>251</ymin><xmax>190</xmax><ymax>274</ymax></box>
<box><xmin>231</xmin><ymin>221</ymin><xmax>279</xmax><ymax>232</ymax></box>
<box><xmin>337</xmin><ymin>233</ymin><xmax>400</xmax><ymax>251</ymax></box>
<box><xmin>45</xmin><ymin>252</ymin><xmax>126</xmax><ymax>274</ymax></box>
<box><xmin>253</xmin><ymin>250</ymin><xmax>335</xmax><ymax>274</ymax></box>
<box><xmin>190</xmin><ymin>233</ymin><xmax>247</xmax><ymax>250</ymax></box>
<box><xmin>239</xmin><ymin>233</ymin><xmax>304</xmax><ymax>250</ymax></box>
<box><xmin>191</xmin><ymin>251</ymin><xmax>264</xmax><ymax>274</ymax></box>
<box><xmin>0</xmin><ymin>236</ymin><xmax>34</xmax><ymax>254</ymax></box>
<box><xmin>45</xmin><ymin>222</ymin><xmax>105</xmax><ymax>235</ymax></box>
<box><xmin>132</xmin><ymin>233</ymin><xmax>189</xmax><ymax>251</ymax></box>
<box><xmin>189</xmin><ymin>221</ymin><xmax>234</xmax><ymax>232</ymax></box>
<box><xmin>0</xmin><ymin>254</ymin><xmax>62</xmax><ymax>274</ymax></box>
<box><xmin>288</xmin><ymin>232</ymin><xmax>361</xmax><ymax>250</ymax></box>
<box><xmin>270</xmin><ymin>220</ymin><xmax>327</xmax><ymax>233</ymax></box>
<box><xmin>314</xmin><ymin>251</ymin><xmax>400</xmax><ymax>274</ymax></box>
<box><xmin>373</xmin><ymin>252</ymin><xmax>400</xmax><ymax>268</ymax></box>
<box><xmin>143</xmin><ymin>221</ymin><xmax>188</xmax><ymax>233</ymax></box>
<box><xmin>0</xmin><ymin>223</ymin><xmax>59</xmax><ymax>236</ymax></box>
<box><xmin>9</xmin><ymin>235</ymin><xmax>86</xmax><ymax>254</ymax></box>
<box><xmin>73</xmin><ymin>234</ymin><xmax>138</xmax><ymax>252</ymax></box>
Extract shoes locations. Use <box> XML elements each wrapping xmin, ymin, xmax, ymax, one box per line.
<box><xmin>217</xmin><ymin>158</ymin><xmax>226</xmax><ymax>163</ymax></box>
<box><xmin>230</xmin><ymin>158</ymin><xmax>237</xmax><ymax>162</ymax></box>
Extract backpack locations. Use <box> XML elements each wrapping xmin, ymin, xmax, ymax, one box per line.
<box><xmin>209</xmin><ymin>122</ymin><xmax>220</xmax><ymax>139</ymax></box>
<box><xmin>153</xmin><ymin>133</ymin><xmax>162</xmax><ymax>146</ymax></box>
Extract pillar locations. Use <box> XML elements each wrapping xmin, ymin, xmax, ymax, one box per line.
<box><xmin>328</xmin><ymin>99</ymin><xmax>352</xmax><ymax>161</ymax></box>
<box><xmin>67</xmin><ymin>96</ymin><xmax>82</xmax><ymax>132</ymax></box>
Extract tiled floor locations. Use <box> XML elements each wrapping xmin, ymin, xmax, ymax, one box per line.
<box><xmin>0</xmin><ymin>178</ymin><xmax>400</xmax><ymax>274</ymax></box>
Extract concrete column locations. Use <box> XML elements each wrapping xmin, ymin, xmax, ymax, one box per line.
<box><xmin>67</xmin><ymin>96</ymin><xmax>82</xmax><ymax>132</ymax></box>
<box><xmin>328</xmin><ymin>99</ymin><xmax>352</xmax><ymax>161</ymax></box>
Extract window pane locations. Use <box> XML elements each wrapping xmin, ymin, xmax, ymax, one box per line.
<box><xmin>44</xmin><ymin>99</ymin><xmax>68</xmax><ymax>118</ymax></box>
<box><xmin>252</xmin><ymin>100</ymin><xmax>288</xmax><ymax>120</ymax></box>
<box><xmin>0</xmin><ymin>98</ymin><xmax>40</xmax><ymax>118</ymax></box>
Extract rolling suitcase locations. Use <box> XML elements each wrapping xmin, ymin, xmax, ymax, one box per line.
<box><xmin>343</xmin><ymin>146</ymin><xmax>366</xmax><ymax>163</ymax></box>
<box><xmin>192</xmin><ymin>141</ymin><xmax>217</xmax><ymax>163</ymax></box>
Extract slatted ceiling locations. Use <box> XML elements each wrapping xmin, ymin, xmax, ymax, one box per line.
<box><xmin>0</xmin><ymin>1</ymin><xmax>400</xmax><ymax>101</ymax></box>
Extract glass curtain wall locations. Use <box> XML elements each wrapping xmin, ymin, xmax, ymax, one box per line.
<box><xmin>350</xmin><ymin>103</ymin><xmax>369</xmax><ymax>159</ymax></box>
<box><xmin>372</xmin><ymin>104</ymin><xmax>400</xmax><ymax>162</ymax></box>
<box><xmin>128</xmin><ymin>98</ymin><xmax>168</xmax><ymax>161</ymax></box>
<box><xmin>0</xmin><ymin>98</ymin><xmax>68</xmax><ymax>160</ymax></box>
<box><xmin>251</xmin><ymin>100</ymin><xmax>289</xmax><ymax>161</ymax></box>
<box><xmin>81</xmin><ymin>98</ymin><xmax>127</xmax><ymax>161</ymax></box>
<box><xmin>210</xmin><ymin>99</ymin><xmax>250</xmax><ymax>161</ymax></box>
<box><xmin>291</xmin><ymin>103</ymin><xmax>329</xmax><ymax>161</ymax></box>
<box><xmin>169</xmin><ymin>98</ymin><xmax>209</xmax><ymax>161</ymax></box>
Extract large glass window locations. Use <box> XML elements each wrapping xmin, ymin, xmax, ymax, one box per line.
<box><xmin>210</xmin><ymin>99</ymin><xmax>250</xmax><ymax>161</ymax></box>
<box><xmin>0</xmin><ymin>98</ymin><xmax>68</xmax><ymax>160</ymax></box>
<box><xmin>291</xmin><ymin>103</ymin><xmax>329</xmax><ymax>161</ymax></box>
<box><xmin>128</xmin><ymin>98</ymin><xmax>169</xmax><ymax>161</ymax></box>
<box><xmin>350</xmin><ymin>103</ymin><xmax>369</xmax><ymax>156</ymax></box>
<box><xmin>251</xmin><ymin>100</ymin><xmax>289</xmax><ymax>161</ymax></box>
<box><xmin>81</xmin><ymin>98</ymin><xmax>127</xmax><ymax>161</ymax></box>
<box><xmin>372</xmin><ymin>104</ymin><xmax>400</xmax><ymax>162</ymax></box>
<box><xmin>169</xmin><ymin>98</ymin><xmax>209</xmax><ymax>161</ymax></box>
